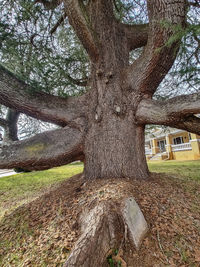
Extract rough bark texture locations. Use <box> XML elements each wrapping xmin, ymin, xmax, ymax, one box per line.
<box><xmin>2</xmin><ymin>109</ymin><xmax>20</xmax><ymax>143</ymax></box>
<box><xmin>65</xmin><ymin>203</ymin><xmax>122</xmax><ymax>266</ymax></box>
<box><xmin>0</xmin><ymin>0</ymin><xmax>189</xmax><ymax>180</ymax></box>
<box><xmin>136</xmin><ymin>98</ymin><xmax>200</xmax><ymax>134</ymax></box>
<box><xmin>122</xmin><ymin>23</ymin><xmax>149</xmax><ymax>50</ymax></box>
<box><xmin>0</xmin><ymin>127</ymin><xmax>84</xmax><ymax>170</ymax></box>
<box><xmin>0</xmin><ymin>65</ymin><xmax>87</xmax><ymax>128</ymax></box>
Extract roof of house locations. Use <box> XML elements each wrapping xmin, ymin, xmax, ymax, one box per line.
<box><xmin>145</xmin><ymin>127</ymin><xmax>187</xmax><ymax>142</ymax></box>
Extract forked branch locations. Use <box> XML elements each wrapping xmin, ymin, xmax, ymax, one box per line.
<box><xmin>0</xmin><ymin>127</ymin><xmax>84</xmax><ymax>170</ymax></box>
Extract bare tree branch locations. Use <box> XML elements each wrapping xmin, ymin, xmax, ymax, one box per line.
<box><xmin>50</xmin><ymin>12</ymin><xmax>67</xmax><ymax>35</ymax></box>
<box><xmin>0</xmin><ymin>127</ymin><xmax>84</xmax><ymax>170</ymax></box>
<box><xmin>126</xmin><ymin>0</ymin><xmax>186</xmax><ymax>96</ymax></box>
<box><xmin>122</xmin><ymin>23</ymin><xmax>148</xmax><ymax>50</ymax></box>
<box><xmin>174</xmin><ymin>116</ymin><xmax>200</xmax><ymax>135</ymax></box>
<box><xmin>0</xmin><ymin>65</ymin><xmax>88</xmax><ymax>128</ymax></box>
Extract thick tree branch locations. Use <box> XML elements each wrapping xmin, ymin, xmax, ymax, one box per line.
<box><xmin>0</xmin><ymin>65</ymin><xmax>88</xmax><ymax>128</ymax></box>
<box><xmin>136</xmin><ymin>95</ymin><xmax>200</xmax><ymax>134</ymax></box>
<box><xmin>174</xmin><ymin>116</ymin><xmax>200</xmax><ymax>135</ymax></box>
<box><xmin>122</xmin><ymin>23</ymin><xmax>148</xmax><ymax>50</ymax></box>
<box><xmin>0</xmin><ymin>127</ymin><xmax>84</xmax><ymax>170</ymax></box>
<box><xmin>126</xmin><ymin>0</ymin><xmax>186</xmax><ymax>96</ymax></box>
<box><xmin>64</xmin><ymin>0</ymin><xmax>99</xmax><ymax>61</ymax></box>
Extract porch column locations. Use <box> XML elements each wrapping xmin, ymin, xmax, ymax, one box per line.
<box><xmin>190</xmin><ymin>133</ymin><xmax>200</xmax><ymax>159</ymax></box>
<box><xmin>151</xmin><ymin>138</ymin><xmax>159</xmax><ymax>155</ymax></box>
<box><xmin>166</xmin><ymin>134</ymin><xmax>173</xmax><ymax>160</ymax></box>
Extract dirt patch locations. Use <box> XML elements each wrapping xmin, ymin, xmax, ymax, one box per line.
<box><xmin>0</xmin><ymin>173</ymin><xmax>200</xmax><ymax>266</ymax></box>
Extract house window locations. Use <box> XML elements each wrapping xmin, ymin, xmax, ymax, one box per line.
<box><xmin>188</xmin><ymin>133</ymin><xmax>192</xmax><ymax>140</ymax></box>
<box><xmin>173</xmin><ymin>136</ymin><xmax>184</xmax><ymax>145</ymax></box>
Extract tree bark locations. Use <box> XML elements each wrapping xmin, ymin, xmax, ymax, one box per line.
<box><xmin>136</xmin><ymin>98</ymin><xmax>200</xmax><ymax>135</ymax></box>
<box><xmin>84</xmin><ymin>117</ymin><xmax>149</xmax><ymax>180</ymax></box>
<box><xmin>0</xmin><ymin>127</ymin><xmax>84</xmax><ymax>170</ymax></box>
<box><xmin>3</xmin><ymin>109</ymin><xmax>20</xmax><ymax>143</ymax></box>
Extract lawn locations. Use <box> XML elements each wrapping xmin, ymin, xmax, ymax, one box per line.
<box><xmin>148</xmin><ymin>160</ymin><xmax>200</xmax><ymax>181</ymax></box>
<box><xmin>0</xmin><ymin>163</ymin><xmax>83</xmax><ymax>220</ymax></box>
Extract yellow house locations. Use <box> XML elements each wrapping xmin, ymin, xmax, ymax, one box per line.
<box><xmin>145</xmin><ymin>128</ymin><xmax>200</xmax><ymax>161</ymax></box>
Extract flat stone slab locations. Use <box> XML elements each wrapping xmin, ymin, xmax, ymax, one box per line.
<box><xmin>122</xmin><ymin>197</ymin><xmax>148</xmax><ymax>249</ymax></box>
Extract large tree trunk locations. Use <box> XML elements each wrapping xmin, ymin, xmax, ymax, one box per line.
<box><xmin>82</xmin><ymin>0</ymin><xmax>149</xmax><ymax>180</ymax></box>
<box><xmin>84</xmin><ymin>115</ymin><xmax>149</xmax><ymax>180</ymax></box>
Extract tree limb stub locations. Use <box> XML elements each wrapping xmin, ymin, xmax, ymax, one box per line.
<box><xmin>136</xmin><ymin>96</ymin><xmax>200</xmax><ymax>135</ymax></box>
<box><xmin>122</xmin><ymin>23</ymin><xmax>149</xmax><ymax>51</ymax></box>
<box><xmin>0</xmin><ymin>127</ymin><xmax>84</xmax><ymax>170</ymax></box>
<box><xmin>0</xmin><ymin>65</ymin><xmax>88</xmax><ymax>128</ymax></box>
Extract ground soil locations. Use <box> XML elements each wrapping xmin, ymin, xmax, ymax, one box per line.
<box><xmin>0</xmin><ymin>173</ymin><xmax>200</xmax><ymax>266</ymax></box>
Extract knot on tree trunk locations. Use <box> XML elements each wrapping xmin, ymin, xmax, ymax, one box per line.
<box><xmin>65</xmin><ymin>179</ymin><xmax>148</xmax><ymax>267</ymax></box>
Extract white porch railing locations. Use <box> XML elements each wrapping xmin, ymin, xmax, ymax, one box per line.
<box><xmin>145</xmin><ymin>149</ymin><xmax>152</xmax><ymax>155</ymax></box>
<box><xmin>171</xmin><ymin>142</ymin><xmax>192</xmax><ymax>152</ymax></box>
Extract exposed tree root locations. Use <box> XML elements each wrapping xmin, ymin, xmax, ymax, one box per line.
<box><xmin>65</xmin><ymin>179</ymin><xmax>148</xmax><ymax>267</ymax></box>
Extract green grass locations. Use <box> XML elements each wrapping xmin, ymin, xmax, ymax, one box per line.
<box><xmin>148</xmin><ymin>160</ymin><xmax>200</xmax><ymax>181</ymax></box>
<box><xmin>0</xmin><ymin>163</ymin><xmax>83</xmax><ymax>220</ymax></box>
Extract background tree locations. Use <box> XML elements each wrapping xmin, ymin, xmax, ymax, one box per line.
<box><xmin>0</xmin><ymin>0</ymin><xmax>200</xmax><ymax>264</ymax></box>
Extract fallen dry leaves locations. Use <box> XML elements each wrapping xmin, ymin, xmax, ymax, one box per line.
<box><xmin>0</xmin><ymin>173</ymin><xmax>200</xmax><ymax>266</ymax></box>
